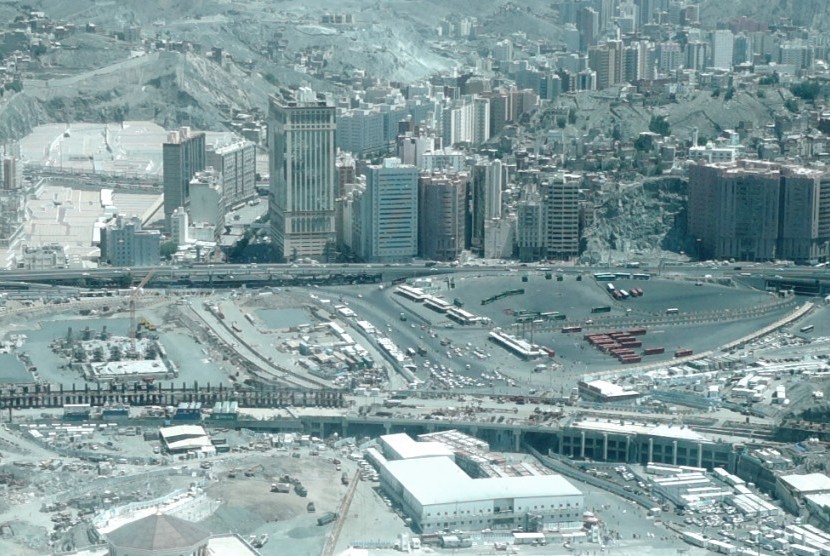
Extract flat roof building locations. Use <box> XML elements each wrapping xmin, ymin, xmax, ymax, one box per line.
<box><xmin>578</xmin><ymin>379</ymin><xmax>640</xmax><ymax>402</ymax></box>
<box><xmin>379</xmin><ymin>432</ymin><xmax>455</xmax><ymax>461</ymax></box>
<box><xmin>158</xmin><ymin>424</ymin><xmax>214</xmax><ymax>455</ymax></box>
<box><xmin>379</xmin><ymin>455</ymin><xmax>583</xmax><ymax>533</ymax></box>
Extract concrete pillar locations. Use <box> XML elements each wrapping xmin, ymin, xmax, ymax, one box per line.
<box><xmin>580</xmin><ymin>431</ymin><xmax>586</xmax><ymax>459</ymax></box>
<box><xmin>672</xmin><ymin>440</ymin><xmax>678</xmax><ymax>466</ymax></box>
<box><xmin>648</xmin><ymin>438</ymin><xmax>653</xmax><ymax>463</ymax></box>
<box><xmin>603</xmin><ymin>433</ymin><xmax>608</xmax><ymax>461</ymax></box>
<box><xmin>697</xmin><ymin>442</ymin><xmax>703</xmax><ymax>468</ymax></box>
<box><xmin>625</xmin><ymin>436</ymin><xmax>631</xmax><ymax>463</ymax></box>
<box><xmin>513</xmin><ymin>430</ymin><xmax>521</xmax><ymax>452</ymax></box>
<box><xmin>384</xmin><ymin>422</ymin><xmax>392</xmax><ymax>434</ymax></box>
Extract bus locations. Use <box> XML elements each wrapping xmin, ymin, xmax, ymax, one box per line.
<box><xmin>591</xmin><ymin>306</ymin><xmax>612</xmax><ymax>314</ymax></box>
<box><xmin>800</xmin><ymin>325</ymin><xmax>815</xmax><ymax>333</ymax></box>
<box><xmin>666</xmin><ymin>308</ymin><xmax>679</xmax><ymax>315</ymax></box>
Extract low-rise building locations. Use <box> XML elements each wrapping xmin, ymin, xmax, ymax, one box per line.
<box><xmin>380</xmin><ymin>455</ymin><xmax>583</xmax><ymax>533</ymax></box>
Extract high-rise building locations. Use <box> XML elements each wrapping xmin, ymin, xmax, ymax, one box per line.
<box><xmin>99</xmin><ymin>215</ymin><xmax>161</xmax><ymax>267</ymax></box>
<box><xmin>419</xmin><ymin>172</ymin><xmax>467</xmax><ymax>261</ymax></box>
<box><xmin>685</xmin><ymin>41</ymin><xmax>709</xmax><ymax>71</ymax></box>
<box><xmin>206</xmin><ymin>139</ymin><xmax>256</xmax><ymax>208</ymax></box>
<box><xmin>577</xmin><ymin>7</ymin><xmax>599</xmax><ymax>51</ymax></box>
<box><xmin>688</xmin><ymin>162</ymin><xmax>782</xmax><ymax>261</ymax></box>
<box><xmin>1</xmin><ymin>156</ymin><xmax>21</xmax><ymax>190</ymax></box>
<box><xmin>711</xmin><ymin>29</ymin><xmax>734</xmax><ymax>70</ymax></box>
<box><xmin>336</xmin><ymin>107</ymin><xmax>386</xmax><ymax>156</ymax></box>
<box><xmin>268</xmin><ymin>92</ymin><xmax>337</xmax><ymax>262</ymax></box>
<box><xmin>170</xmin><ymin>207</ymin><xmax>188</xmax><ymax>245</ymax></box>
<box><xmin>543</xmin><ymin>173</ymin><xmax>581</xmax><ymax>259</ymax></box>
<box><xmin>163</xmin><ymin>127</ymin><xmax>205</xmax><ymax>231</ymax></box>
<box><xmin>471</xmin><ymin>160</ymin><xmax>504</xmax><ymax>254</ymax></box>
<box><xmin>473</xmin><ymin>97</ymin><xmax>491</xmax><ymax>145</ymax></box>
<box><xmin>517</xmin><ymin>198</ymin><xmax>545</xmax><ymax>262</ymax></box>
<box><xmin>353</xmin><ymin>158</ymin><xmax>419</xmax><ymax>262</ymax></box>
<box><xmin>778</xmin><ymin>168</ymin><xmax>830</xmax><ymax>262</ymax></box>
<box><xmin>657</xmin><ymin>41</ymin><xmax>682</xmax><ymax>74</ymax></box>
<box><xmin>588</xmin><ymin>41</ymin><xmax>622</xmax><ymax>89</ymax></box>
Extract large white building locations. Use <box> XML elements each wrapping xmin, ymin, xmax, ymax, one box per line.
<box><xmin>711</xmin><ymin>29</ymin><xmax>734</xmax><ymax>70</ymax></box>
<box><xmin>268</xmin><ymin>91</ymin><xmax>337</xmax><ymax>262</ymax></box>
<box><xmin>353</xmin><ymin>158</ymin><xmax>419</xmax><ymax>262</ymax></box>
<box><xmin>206</xmin><ymin>139</ymin><xmax>256</xmax><ymax>208</ymax></box>
<box><xmin>380</xmin><ymin>456</ymin><xmax>583</xmax><ymax>533</ymax></box>
<box><xmin>376</xmin><ymin>433</ymin><xmax>583</xmax><ymax>534</ymax></box>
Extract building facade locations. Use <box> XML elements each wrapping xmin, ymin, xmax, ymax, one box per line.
<box><xmin>688</xmin><ymin>161</ymin><xmax>830</xmax><ymax>262</ymax></box>
<box><xmin>268</xmin><ymin>93</ymin><xmax>337</xmax><ymax>262</ymax></box>
<box><xmin>163</xmin><ymin>127</ymin><xmax>206</xmax><ymax>232</ymax></box>
<box><xmin>543</xmin><ymin>174</ymin><xmax>581</xmax><ymax>259</ymax></box>
<box><xmin>418</xmin><ymin>172</ymin><xmax>467</xmax><ymax>261</ymax></box>
<box><xmin>354</xmin><ymin>158</ymin><xmax>419</xmax><ymax>262</ymax></box>
<box><xmin>99</xmin><ymin>216</ymin><xmax>160</xmax><ymax>267</ymax></box>
<box><xmin>206</xmin><ymin>140</ymin><xmax>256</xmax><ymax>208</ymax></box>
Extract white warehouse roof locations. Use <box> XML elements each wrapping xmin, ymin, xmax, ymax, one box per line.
<box><xmin>780</xmin><ymin>473</ymin><xmax>830</xmax><ymax>494</ymax></box>
<box><xmin>380</xmin><ymin>433</ymin><xmax>455</xmax><ymax>460</ymax></box>
<box><xmin>383</xmin><ymin>456</ymin><xmax>581</xmax><ymax>506</ymax></box>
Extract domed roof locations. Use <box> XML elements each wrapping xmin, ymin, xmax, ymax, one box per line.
<box><xmin>106</xmin><ymin>512</ymin><xmax>209</xmax><ymax>552</ymax></box>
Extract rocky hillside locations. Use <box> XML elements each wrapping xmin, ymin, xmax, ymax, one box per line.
<box><xmin>699</xmin><ymin>0</ymin><xmax>830</xmax><ymax>29</ymax></box>
<box><xmin>580</xmin><ymin>177</ymin><xmax>692</xmax><ymax>265</ymax></box>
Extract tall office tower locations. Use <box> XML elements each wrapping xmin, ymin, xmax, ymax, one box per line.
<box><xmin>206</xmin><ymin>139</ymin><xmax>256</xmax><ymax>208</ymax></box>
<box><xmin>732</xmin><ymin>33</ymin><xmax>750</xmax><ymax>65</ymax></box>
<box><xmin>492</xmin><ymin>39</ymin><xmax>514</xmax><ymax>63</ymax></box>
<box><xmin>588</xmin><ymin>41</ymin><xmax>622</xmax><ymax>89</ymax></box>
<box><xmin>473</xmin><ymin>97</ymin><xmax>491</xmax><ymax>145</ymax></box>
<box><xmin>517</xmin><ymin>198</ymin><xmax>545</xmax><ymax>261</ymax></box>
<box><xmin>711</xmin><ymin>29</ymin><xmax>734</xmax><ymax>70</ymax></box>
<box><xmin>486</xmin><ymin>91</ymin><xmax>512</xmax><ymax>136</ymax></box>
<box><xmin>563</xmin><ymin>24</ymin><xmax>581</xmax><ymax>52</ymax></box>
<box><xmin>418</xmin><ymin>172</ymin><xmax>467</xmax><ymax>261</ymax></box>
<box><xmin>577</xmin><ymin>7</ymin><xmax>599</xmax><ymax>51</ymax></box>
<box><xmin>543</xmin><ymin>174</ymin><xmax>581</xmax><ymax>259</ymax></box>
<box><xmin>598</xmin><ymin>0</ymin><xmax>616</xmax><ymax>32</ymax></box>
<box><xmin>470</xmin><ymin>160</ymin><xmax>504</xmax><ymax>255</ymax></box>
<box><xmin>685</xmin><ymin>41</ymin><xmax>709</xmax><ymax>71</ymax></box>
<box><xmin>657</xmin><ymin>41</ymin><xmax>682</xmax><ymax>74</ymax></box>
<box><xmin>268</xmin><ymin>93</ymin><xmax>337</xmax><ymax>262</ymax></box>
<box><xmin>623</xmin><ymin>43</ymin><xmax>642</xmax><ymax>82</ymax></box>
<box><xmin>1</xmin><ymin>156</ymin><xmax>21</xmax><ymax>190</ymax></box>
<box><xmin>163</xmin><ymin>127</ymin><xmax>205</xmax><ymax>231</ymax></box>
<box><xmin>778</xmin><ymin>168</ymin><xmax>830</xmax><ymax>263</ymax></box>
<box><xmin>336</xmin><ymin>151</ymin><xmax>356</xmax><ymax>198</ymax></box>
<box><xmin>634</xmin><ymin>0</ymin><xmax>656</xmax><ymax>27</ymax></box>
<box><xmin>353</xmin><ymin>158</ymin><xmax>419</xmax><ymax>262</ymax></box>
<box><xmin>688</xmin><ymin>162</ymin><xmax>781</xmax><ymax>261</ymax></box>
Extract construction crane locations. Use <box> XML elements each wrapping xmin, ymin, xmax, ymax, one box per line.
<box><xmin>130</xmin><ymin>270</ymin><xmax>156</xmax><ymax>353</ymax></box>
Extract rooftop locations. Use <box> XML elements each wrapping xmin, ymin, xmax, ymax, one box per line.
<box><xmin>106</xmin><ymin>513</ymin><xmax>209</xmax><ymax>551</ymax></box>
<box><xmin>380</xmin><ymin>432</ymin><xmax>455</xmax><ymax>460</ymax></box>
<box><xmin>570</xmin><ymin>419</ymin><xmax>711</xmax><ymax>442</ymax></box>
<box><xmin>780</xmin><ymin>472</ymin><xmax>830</xmax><ymax>494</ymax></box>
<box><xmin>383</xmin><ymin>456</ymin><xmax>581</xmax><ymax>506</ymax></box>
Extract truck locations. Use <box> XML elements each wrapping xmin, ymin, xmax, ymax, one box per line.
<box><xmin>399</xmin><ymin>312</ymin><xmax>407</xmax><ymax>321</ymax></box>
<box><xmin>674</xmin><ymin>349</ymin><xmax>694</xmax><ymax>358</ymax></box>
<box><xmin>317</xmin><ymin>512</ymin><xmax>337</xmax><ymax>526</ymax></box>
<box><xmin>271</xmin><ymin>483</ymin><xmax>291</xmax><ymax>493</ymax></box>
<box><xmin>643</xmin><ymin>347</ymin><xmax>665</xmax><ymax>355</ymax></box>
